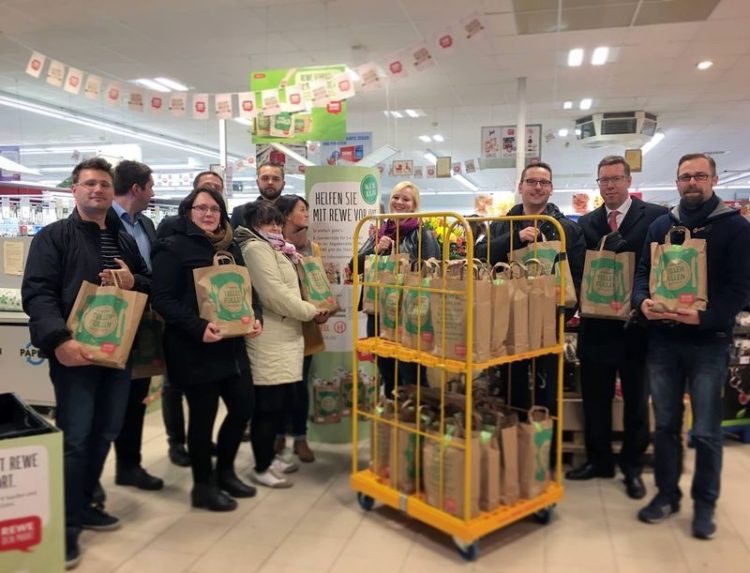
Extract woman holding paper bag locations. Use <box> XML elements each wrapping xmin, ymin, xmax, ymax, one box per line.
<box><xmin>151</xmin><ymin>186</ymin><xmax>263</xmax><ymax>512</ymax></box>
<box><xmin>236</xmin><ymin>201</ymin><xmax>330</xmax><ymax>488</ymax></box>
<box><xmin>350</xmin><ymin>181</ymin><xmax>440</xmax><ymax>397</ymax></box>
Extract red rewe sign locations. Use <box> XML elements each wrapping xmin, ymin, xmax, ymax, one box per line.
<box><xmin>0</xmin><ymin>516</ymin><xmax>42</xmax><ymax>552</ymax></box>
<box><xmin>327</xmin><ymin>101</ymin><xmax>342</xmax><ymax>114</ymax></box>
<box><xmin>389</xmin><ymin>61</ymin><xmax>403</xmax><ymax>74</ymax></box>
<box><xmin>195</xmin><ymin>101</ymin><xmax>206</xmax><ymax>113</ymax></box>
<box><xmin>151</xmin><ymin>97</ymin><xmax>162</xmax><ymax>109</ymax></box>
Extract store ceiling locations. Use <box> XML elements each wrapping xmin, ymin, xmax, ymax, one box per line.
<box><xmin>0</xmin><ymin>0</ymin><xmax>749</xmax><ymax>198</ymax></box>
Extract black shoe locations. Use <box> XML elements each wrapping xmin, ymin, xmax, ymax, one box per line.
<box><xmin>638</xmin><ymin>496</ymin><xmax>680</xmax><ymax>524</ymax></box>
<box><xmin>65</xmin><ymin>538</ymin><xmax>81</xmax><ymax>570</ymax></box>
<box><xmin>191</xmin><ymin>483</ymin><xmax>238</xmax><ymax>512</ymax></box>
<box><xmin>217</xmin><ymin>470</ymin><xmax>257</xmax><ymax>498</ymax></box>
<box><xmin>624</xmin><ymin>475</ymin><xmax>646</xmax><ymax>500</ymax></box>
<box><xmin>81</xmin><ymin>505</ymin><xmax>121</xmax><ymax>531</ymax></box>
<box><xmin>115</xmin><ymin>466</ymin><xmax>164</xmax><ymax>491</ymax></box>
<box><xmin>565</xmin><ymin>462</ymin><xmax>615</xmax><ymax>480</ymax></box>
<box><xmin>210</xmin><ymin>442</ymin><xmax>218</xmax><ymax>457</ymax></box>
<box><xmin>91</xmin><ymin>481</ymin><xmax>106</xmax><ymax>507</ymax></box>
<box><xmin>168</xmin><ymin>444</ymin><xmax>191</xmax><ymax>467</ymax></box>
<box><xmin>692</xmin><ymin>505</ymin><xmax>717</xmax><ymax>540</ymax></box>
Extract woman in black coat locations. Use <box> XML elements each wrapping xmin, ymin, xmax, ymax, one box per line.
<box><xmin>151</xmin><ymin>186</ymin><xmax>262</xmax><ymax>512</ymax></box>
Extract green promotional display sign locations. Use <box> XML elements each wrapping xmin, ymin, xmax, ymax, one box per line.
<box><xmin>250</xmin><ymin>66</ymin><xmax>347</xmax><ymax>144</ymax></box>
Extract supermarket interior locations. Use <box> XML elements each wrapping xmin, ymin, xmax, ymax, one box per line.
<box><xmin>1</xmin><ymin>0</ymin><xmax>750</xmax><ymax>572</ymax></box>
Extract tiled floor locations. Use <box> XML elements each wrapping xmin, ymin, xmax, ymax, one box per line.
<box><xmin>75</xmin><ymin>411</ymin><xmax>750</xmax><ymax>572</ymax></box>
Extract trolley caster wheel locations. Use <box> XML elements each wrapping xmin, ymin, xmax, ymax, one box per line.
<box><xmin>533</xmin><ymin>505</ymin><xmax>555</xmax><ymax>524</ymax></box>
<box><xmin>452</xmin><ymin>536</ymin><xmax>479</xmax><ymax>561</ymax></box>
<box><xmin>357</xmin><ymin>493</ymin><xmax>374</xmax><ymax>511</ymax></box>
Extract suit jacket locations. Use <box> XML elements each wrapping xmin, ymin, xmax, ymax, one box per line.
<box><xmin>577</xmin><ymin>197</ymin><xmax>668</xmax><ymax>362</ymax></box>
<box><xmin>141</xmin><ymin>214</ymin><xmax>157</xmax><ymax>245</ymax></box>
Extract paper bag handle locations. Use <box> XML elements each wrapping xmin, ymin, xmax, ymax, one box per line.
<box><xmin>109</xmin><ymin>269</ymin><xmax>127</xmax><ymax>289</ymax></box>
<box><xmin>527</xmin><ymin>405</ymin><xmax>550</xmax><ymax>422</ymax></box>
<box><xmin>665</xmin><ymin>226</ymin><xmax>691</xmax><ymax>245</ymax></box>
<box><xmin>524</xmin><ymin>257</ymin><xmax>547</xmax><ymax>278</ymax></box>
<box><xmin>508</xmin><ymin>260</ymin><xmax>527</xmax><ymax>279</ymax></box>
<box><xmin>491</xmin><ymin>262</ymin><xmax>511</xmax><ymax>281</ymax></box>
<box><xmin>213</xmin><ymin>250</ymin><xmax>237</xmax><ymax>266</ymax></box>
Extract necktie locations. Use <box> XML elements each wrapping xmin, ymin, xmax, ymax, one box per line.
<box><xmin>608</xmin><ymin>210</ymin><xmax>619</xmax><ymax>232</ymax></box>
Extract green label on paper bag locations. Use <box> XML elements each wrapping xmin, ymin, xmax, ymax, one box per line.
<box><xmin>585</xmin><ymin>259</ymin><xmax>627</xmax><ymax>304</ymax></box>
<box><xmin>404</xmin><ymin>279</ymin><xmax>433</xmax><ymax>336</ymax></box>
<box><xmin>533</xmin><ymin>421</ymin><xmax>553</xmax><ymax>482</ymax></box>
<box><xmin>74</xmin><ymin>294</ymin><xmax>128</xmax><ymax>349</ymax></box>
<box><xmin>273</xmin><ymin>112</ymin><xmax>293</xmax><ymax>135</ymax></box>
<box><xmin>521</xmin><ymin>248</ymin><xmax>557</xmax><ymax>273</ymax></box>
<box><xmin>653</xmin><ymin>248</ymin><xmax>698</xmax><ymax>300</ymax></box>
<box><xmin>209</xmin><ymin>272</ymin><xmax>252</xmax><ymax>322</ymax></box>
<box><xmin>302</xmin><ymin>261</ymin><xmax>334</xmax><ymax>302</ymax></box>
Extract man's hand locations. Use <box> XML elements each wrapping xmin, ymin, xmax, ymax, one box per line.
<box><xmin>202</xmin><ymin>322</ymin><xmax>223</xmax><ymax>343</ymax></box>
<box><xmin>376</xmin><ymin>236</ymin><xmax>394</xmax><ymax>254</ymax></box>
<box><xmin>314</xmin><ymin>310</ymin><xmax>331</xmax><ymax>324</ymax></box>
<box><xmin>246</xmin><ymin>320</ymin><xmax>263</xmax><ymax>339</ymax></box>
<box><xmin>640</xmin><ymin>298</ymin><xmax>664</xmax><ymax>321</ymax></box>
<box><xmin>99</xmin><ymin>259</ymin><xmax>135</xmax><ymax>290</ymax></box>
<box><xmin>519</xmin><ymin>227</ymin><xmax>539</xmax><ymax>244</ymax></box>
<box><xmin>54</xmin><ymin>340</ymin><xmax>94</xmax><ymax>367</ymax></box>
<box><xmin>661</xmin><ymin>308</ymin><xmax>700</xmax><ymax>325</ymax></box>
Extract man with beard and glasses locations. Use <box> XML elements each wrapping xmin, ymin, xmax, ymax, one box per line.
<box><xmin>632</xmin><ymin>153</ymin><xmax>750</xmax><ymax>540</ymax></box>
<box><xmin>230</xmin><ymin>162</ymin><xmax>286</xmax><ymax>228</ymax></box>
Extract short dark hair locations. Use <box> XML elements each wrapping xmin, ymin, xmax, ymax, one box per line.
<box><xmin>677</xmin><ymin>153</ymin><xmax>716</xmax><ymax>177</ymax></box>
<box><xmin>276</xmin><ymin>194</ymin><xmax>308</xmax><ymax>218</ymax></box>
<box><xmin>114</xmin><ymin>160</ymin><xmax>153</xmax><ymax>196</ymax></box>
<box><xmin>597</xmin><ymin>155</ymin><xmax>631</xmax><ymax>177</ymax></box>
<box><xmin>520</xmin><ymin>161</ymin><xmax>553</xmax><ymax>183</ymax></box>
<box><xmin>257</xmin><ymin>161</ymin><xmax>285</xmax><ymax>180</ymax></box>
<box><xmin>245</xmin><ymin>200</ymin><xmax>284</xmax><ymax>230</ymax></box>
<box><xmin>192</xmin><ymin>170</ymin><xmax>224</xmax><ymax>190</ymax></box>
<box><xmin>178</xmin><ymin>187</ymin><xmax>229</xmax><ymax>228</ymax></box>
<box><xmin>72</xmin><ymin>157</ymin><xmax>113</xmax><ymax>184</ymax></box>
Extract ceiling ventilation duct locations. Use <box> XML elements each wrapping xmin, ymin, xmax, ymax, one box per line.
<box><xmin>575</xmin><ymin>111</ymin><xmax>657</xmax><ymax>148</ymax></box>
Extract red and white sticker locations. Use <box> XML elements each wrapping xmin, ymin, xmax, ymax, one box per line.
<box><xmin>192</xmin><ymin>93</ymin><xmax>209</xmax><ymax>119</ymax></box>
<box><xmin>237</xmin><ymin>92</ymin><xmax>258</xmax><ymax>119</ymax></box>
<box><xmin>64</xmin><ymin>67</ymin><xmax>83</xmax><ymax>94</ymax></box>
<box><xmin>25</xmin><ymin>51</ymin><xmax>46</xmax><ymax>78</ymax></box>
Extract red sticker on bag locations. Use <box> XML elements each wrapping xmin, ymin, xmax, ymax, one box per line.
<box><xmin>100</xmin><ymin>343</ymin><xmax>117</xmax><ymax>354</ymax></box>
<box><xmin>0</xmin><ymin>516</ymin><xmax>42</xmax><ymax>552</ymax></box>
<box><xmin>454</xmin><ymin>344</ymin><xmax>467</xmax><ymax>357</ymax></box>
<box><xmin>679</xmin><ymin>294</ymin><xmax>695</xmax><ymax>303</ymax></box>
<box><xmin>241</xmin><ymin>316</ymin><xmax>251</xmax><ymax>324</ymax></box>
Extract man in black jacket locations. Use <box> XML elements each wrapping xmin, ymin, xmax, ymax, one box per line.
<box><xmin>567</xmin><ymin>155</ymin><xmax>668</xmax><ymax>500</ymax></box>
<box><xmin>112</xmin><ymin>160</ymin><xmax>164</xmax><ymax>491</ymax></box>
<box><xmin>21</xmin><ymin>157</ymin><xmax>150</xmax><ymax>569</ymax></box>
<box><xmin>230</xmin><ymin>162</ymin><xmax>285</xmax><ymax>228</ymax></box>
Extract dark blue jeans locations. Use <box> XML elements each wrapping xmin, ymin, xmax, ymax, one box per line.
<box><xmin>51</xmin><ymin>363</ymin><xmax>131</xmax><ymax>540</ymax></box>
<box><xmin>647</xmin><ymin>335</ymin><xmax>729</xmax><ymax>509</ymax></box>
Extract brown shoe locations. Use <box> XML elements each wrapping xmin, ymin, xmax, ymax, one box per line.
<box><xmin>274</xmin><ymin>436</ymin><xmax>286</xmax><ymax>455</ymax></box>
<box><xmin>294</xmin><ymin>439</ymin><xmax>315</xmax><ymax>463</ymax></box>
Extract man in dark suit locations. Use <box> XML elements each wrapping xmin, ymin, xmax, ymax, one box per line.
<box><xmin>112</xmin><ymin>160</ymin><xmax>164</xmax><ymax>491</ymax></box>
<box><xmin>230</xmin><ymin>162</ymin><xmax>285</xmax><ymax>228</ymax></box>
<box><xmin>566</xmin><ymin>155</ymin><xmax>668</xmax><ymax>499</ymax></box>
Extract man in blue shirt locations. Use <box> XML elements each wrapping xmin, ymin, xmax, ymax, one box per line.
<box><xmin>112</xmin><ymin>160</ymin><xmax>164</xmax><ymax>491</ymax></box>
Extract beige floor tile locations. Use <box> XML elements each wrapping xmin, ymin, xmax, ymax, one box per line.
<box><xmin>259</xmin><ymin>532</ymin><xmax>348</xmax><ymax>570</ymax></box>
<box><xmin>114</xmin><ymin>548</ymin><xmax>198</xmax><ymax>573</ymax></box>
<box><xmin>220</xmin><ymin>512</ymin><xmax>297</xmax><ymax>547</ymax></box>
<box><xmin>78</xmin><ymin>528</ymin><xmax>153</xmax><ymax>569</ymax></box>
<box><xmin>148</xmin><ymin>515</ymin><xmax>233</xmax><ymax>555</ymax></box>
<box><xmin>292</xmin><ymin>504</ymin><xmax>364</xmax><ymax>538</ymax></box>
<box><xmin>610</xmin><ymin>525</ymin><xmax>685</xmax><ymax>563</ymax></box>
<box><xmin>545</xmin><ymin>523</ymin><xmax>617</xmax><ymax>570</ymax></box>
<box><xmin>188</xmin><ymin>539</ymin><xmax>277</xmax><ymax>573</ymax></box>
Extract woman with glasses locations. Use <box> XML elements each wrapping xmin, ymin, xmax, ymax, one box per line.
<box><xmin>236</xmin><ymin>201</ymin><xmax>330</xmax><ymax>488</ymax></box>
<box><xmin>151</xmin><ymin>186</ymin><xmax>262</xmax><ymax>512</ymax></box>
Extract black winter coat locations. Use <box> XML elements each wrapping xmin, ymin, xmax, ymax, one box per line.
<box><xmin>150</xmin><ymin>216</ymin><xmax>261</xmax><ymax>386</ymax></box>
<box><xmin>22</xmin><ymin>208</ymin><xmax>151</xmax><ymax>362</ymax></box>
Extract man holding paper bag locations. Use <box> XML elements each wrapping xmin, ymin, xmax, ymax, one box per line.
<box><xmin>569</xmin><ymin>156</ymin><xmax>667</xmax><ymax>500</ymax></box>
<box><xmin>633</xmin><ymin>153</ymin><xmax>750</xmax><ymax>540</ymax></box>
<box><xmin>22</xmin><ymin>158</ymin><xmax>151</xmax><ymax>569</ymax></box>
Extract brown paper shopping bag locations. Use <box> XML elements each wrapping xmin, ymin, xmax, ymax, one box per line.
<box><xmin>479</xmin><ymin>414</ymin><xmax>502</xmax><ymax>511</ymax></box>
<box><xmin>67</xmin><ymin>273</ymin><xmax>148</xmax><ymax>369</ymax></box>
<box><xmin>506</xmin><ymin>262</ymin><xmax>529</xmax><ymax>355</ymax></box>
<box><xmin>401</xmin><ymin>259</ymin><xmax>439</xmax><ymax>353</ymax></box>
<box><xmin>312</xmin><ymin>379</ymin><xmax>342</xmax><ymax>424</ymax></box>
<box><xmin>379</xmin><ymin>271</ymin><xmax>404</xmax><ymax>341</ymax></box>
<box><xmin>297</xmin><ymin>255</ymin><xmax>340</xmax><ymax>312</ymax></box>
<box><xmin>302</xmin><ymin>320</ymin><xmax>325</xmax><ymax>356</ymax></box>
<box><xmin>580</xmin><ymin>235</ymin><xmax>634</xmax><ymax>320</ymax></box>
<box><xmin>130</xmin><ymin>308</ymin><xmax>166</xmax><ymax>378</ymax></box>
<box><xmin>193</xmin><ymin>250</ymin><xmax>256</xmax><ymax>337</ymax></box>
<box><xmin>649</xmin><ymin>226</ymin><xmax>708</xmax><ymax>312</ymax></box>
<box><xmin>390</xmin><ymin>402</ymin><xmax>428</xmax><ymax>494</ymax></box>
<box><xmin>370</xmin><ymin>399</ymin><xmax>395</xmax><ymax>479</ymax></box>
<box><xmin>526</xmin><ymin>258</ymin><xmax>557</xmax><ymax>349</ymax></box>
<box><xmin>512</xmin><ymin>235</ymin><xmax>576</xmax><ymax>308</ymax></box>
<box><xmin>498</xmin><ymin>411</ymin><xmax>520</xmax><ymax>505</ymax></box>
<box><xmin>518</xmin><ymin>406</ymin><xmax>554</xmax><ymax>499</ymax></box>
<box><xmin>490</xmin><ymin>263</ymin><xmax>511</xmax><ymax>358</ymax></box>
<box><xmin>362</xmin><ymin>253</ymin><xmax>409</xmax><ymax>314</ymax></box>
<box><xmin>430</xmin><ymin>261</ymin><xmax>492</xmax><ymax>362</ymax></box>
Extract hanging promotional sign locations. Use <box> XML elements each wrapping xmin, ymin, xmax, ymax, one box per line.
<box><xmin>480</xmin><ymin>124</ymin><xmax>543</xmax><ymax>169</ymax></box>
<box><xmin>250</xmin><ymin>66</ymin><xmax>348</xmax><ymax>144</ymax></box>
<box><xmin>311</xmin><ymin>132</ymin><xmax>373</xmax><ymax>166</ymax></box>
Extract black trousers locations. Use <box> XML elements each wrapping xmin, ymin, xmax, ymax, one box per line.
<box><xmin>253</xmin><ymin>383</ymin><xmax>303</xmax><ymax>472</ymax></box>
<box><xmin>161</xmin><ymin>374</ymin><xmax>186</xmax><ymax>448</ymax></box>
<box><xmin>506</xmin><ymin>355</ymin><xmax>559</xmax><ymax>416</ymax></box>
<box><xmin>366</xmin><ymin>314</ymin><xmax>427</xmax><ymax>398</ymax></box>
<box><xmin>278</xmin><ymin>355</ymin><xmax>313</xmax><ymax>439</ymax></box>
<box><xmin>182</xmin><ymin>373</ymin><xmax>253</xmax><ymax>484</ymax></box>
<box><xmin>580</xmin><ymin>352</ymin><xmax>649</xmax><ymax>476</ymax></box>
<box><xmin>114</xmin><ymin>377</ymin><xmax>151</xmax><ymax>471</ymax></box>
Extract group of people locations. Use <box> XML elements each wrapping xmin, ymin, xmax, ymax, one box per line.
<box><xmin>19</xmin><ymin>151</ymin><xmax>750</xmax><ymax>569</ymax></box>
<box><xmin>22</xmin><ymin>160</ymin><xmax>324</xmax><ymax>569</ymax></box>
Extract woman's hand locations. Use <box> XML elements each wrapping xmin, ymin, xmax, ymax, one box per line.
<box><xmin>376</xmin><ymin>236</ymin><xmax>394</xmax><ymax>254</ymax></box>
<box><xmin>246</xmin><ymin>319</ymin><xmax>263</xmax><ymax>338</ymax></box>
<box><xmin>202</xmin><ymin>322</ymin><xmax>223</xmax><ymax>343</ymax></box>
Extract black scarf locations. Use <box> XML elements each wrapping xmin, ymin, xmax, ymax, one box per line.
<box><xmin>678</xmin><ymin>193</ymin><xmax>719</xmax><ymax>228</ymax></box>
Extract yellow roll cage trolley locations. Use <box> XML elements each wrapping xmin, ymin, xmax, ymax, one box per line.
<box><xmin>350</xmin><ymin>212</ymin><xmax>568</xmax><ymax>560</ymax></box>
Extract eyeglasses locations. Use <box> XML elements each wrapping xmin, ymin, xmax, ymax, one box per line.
<box><xmin>596</xmin><ymin>175</ymin><xmax>627</xmax><ymax>186</ymax></box>
<box><xmin>523</xmin><ymin>178</ymin><xmax>552</xmax><ymax>188</ymax></box>
<box><xmin>258</xmin><ymin>175</ymin><xmax>283</xmax><ymax>183</ymax></box>
<box><xmin>677</xmin><ymin>173</ymin><xmax>711</xmax><ymax>183</ymax></box>
<box><xmin>76</xmin><ymin>179</ymin><xmax>113</xmax><ymax>190</ymax></box>
<box><xmin>192</xmin><ymin>205</ymin><xmax>221</xmax><ymax>214</ymax></box>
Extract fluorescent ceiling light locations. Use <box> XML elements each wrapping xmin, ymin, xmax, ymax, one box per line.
<box><xmin>0</xmin><ymin>155</ymin><xmax>41</xmax><ymax>175</ymax></box>
<box><xmin>391</xmin><ymin>111</ymin><xmax>403</xmax><ymax>119</ymax></box>
<box><xmin>641</xmin><ymin>132</ymin><xmax>665</xmax><ymax>156</ymax></box>
<box><xmin>591</xmin><ymin>47</ymin><xmax>609</xmax><ymax>66</ymax></box>
<box><xmin>563</xmin><ymin>101</ymin><xmax>573</xmax><ymax>110</ymax></box>
<box><xmin>346</xmin><ymin>68</ymin><xmax>361</xmax><ymax>81</ymax></box>
<box><xmin>424</xmin><ymin>151</ymin><xmax>438</xmax><ymax>164</ymax></box>
<box><xmin>717</xmin><ymin>171</ymin><xmax>750</xmax><ymax>185</ymax></box>
<box><xmin>453</xmin><ymin>173</ymin><xmax>479</xmax><ymax>192</ymax></box>
<box><xmin>233</xmin><ymin>117</ymin><xmax>252</xmax><ymax>126</ymax></box>
<box><xmin>0</xmin><ymin>93</ymin><xmax>228</xmax><ymax>160</ymax></box>
<box><xmin>418</xmin><ymin>135</ymin><xmax>432</xmax><ymax>143</ymax></box>
<box><xmin>405</xmin><ymin>109</ymin><xmax>420</xmax><ymax>118</ymax></box>
<box><xmin>579</xmin><ymin>98</ymin><xmax>592</xmax><ymax>110</ymax></box>
<box><xmin>697</xmin><ymin>60</ymin><xmax>713</xmax><ymax>71</ymax></box>
<box><xmin>154</xmin><ymin>77</ymin><xmax>189</xmax><ymax>91</ymax></box>
<box><xmin>568</xmin><ymin>48</ymin><xmax>584</xmax><ymax>67</ymax></box>
<box><xmin>135</xmin><ymin>79</ymin><xmax>171</xmax><ymax>92</ymax></box>
<box><xmin>442</xmin><ymin>191</ymin><xmax>476</xmax><ymax>196</ymax></box>
<box><xmin>558</xmin><ymin>128</ymin><xmax>569</xmax><ymax>137</ymax></box>
<box><xmin>269</xmin><ymin>143</ymin><xmax>316</xmax><ymax>167</ymax></box>
<box><xmin>20</xmin><ymin>145</ymin><xmax>102</xmax><ymax>155</ymax></box>
<box><xmin>575</xmin><ymin>128</ymin><xmax>582</xmax><ymax>136</ymax></box>
<box><xmin>432</xmin><ymin>134</ymin><xmax>444</xmax><ymax>142</ymax></box>
<box><xmin>358</xmin><ymin>145</ymin><xmax>400</xmax><ymax>167</ymax></box>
